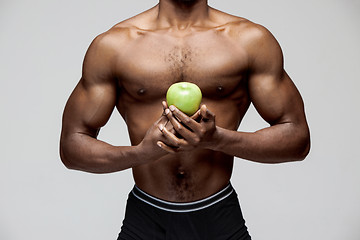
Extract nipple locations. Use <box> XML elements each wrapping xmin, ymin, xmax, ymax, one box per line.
<box><xmin>216</xmin><ymin>86</ymin><xmax>224</xmax><ymax>93</ymax></box>
<box><xmin>137</xmin><ymin>88</ymin><xmax>146</xmax><ymax>95</ymax></box>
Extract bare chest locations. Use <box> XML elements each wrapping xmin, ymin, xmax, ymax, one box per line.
<box><xmin>115</xmin><ymin>30</ymin><xmax>248</xmax><ymax>100</ymax></box>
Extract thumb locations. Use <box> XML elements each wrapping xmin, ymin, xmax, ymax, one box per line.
<box><xmin>155</xmin><ymin>114</ymin><xmax>168</xmax><ymax>125</ymax></box>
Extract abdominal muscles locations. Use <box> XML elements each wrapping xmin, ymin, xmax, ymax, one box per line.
<box><xmin>132</xmin><ymin>149</ymin><xmax>234</xmax><ymax>202</ymax></box>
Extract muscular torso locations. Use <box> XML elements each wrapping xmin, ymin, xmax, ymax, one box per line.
<box><xmin>109</xmin><ymin>12</ymin><xmax>253</xmax><ymax>202</ymax></box>
<box><xmin>62</xmin><ymin>4</ymin><xmax>309</xmax><ymax>203</ymax></box>
<box><xmin>64</xmin><ymin>4</ymin><xmax>268</xmax><ymax>202</ymax></box>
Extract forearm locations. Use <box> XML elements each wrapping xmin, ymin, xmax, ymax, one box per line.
<box><xmin>212</xmin><ymin>123</ymin><xmax>310</xmax><ymax>163</ymax></box>
<box><xmin>60</xmin><ymin>133</ymin><xmax>150</xmax><ymax>173</ymax></box>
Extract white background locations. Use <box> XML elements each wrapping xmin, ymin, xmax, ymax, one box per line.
<box><xmin>1</xmin><ymin>0</ymin><xmax>359</xmax><ymax>239</ymax></box>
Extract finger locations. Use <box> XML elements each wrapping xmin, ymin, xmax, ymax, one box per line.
<box><xmin>162</xmin><ymin>101</ymin><xmax>168</xmax><ymax>109</ymax></box>
<box><xmin>200</xmin><ymin>105</ymin><xmax>215</xmax><ymax>122</ymax></box>
<box><xmin>165</xmin><ymin>108</ymin><xmax>197</xmax><ymax>140</ymax></box>
<box><xmin>163</xmin><ymin>117</ymin><xmax>176</xmax><ymax>134</ymax></box>
<box><xmin>165</xmin><ymin>108</ymin><xmax>180</xmax><ymax>129</ymax></box>
<box><xmin>159</xmin><ymin>122</ymin><xmax>178</xmax><ymax>145</ymax></box>
<box><xmin>158</xmin><ymin>120</ymin><xmax>169</xmax><ymax>133</ymax></box>
<box><xmin>190</xmin><ymin>109</ymin><xmax>201</xmax><ymax>121</ymax></box>
<box><xmin>169</xmin><ymin>105</ymin><xmax>200</xmax><ymax>131</ymax></box>
<box><xmin>155</xmin><ymin>114</ymin><xmax>168</xmax><ymax>125</ymax></box>
<box><xmin>162</xmin><ymin>101</ymin><xmax>168</xmax><ymax>115</ymax></box>
<box><xmin>161</xmin><ymin>125</ymin><xmax>189</xmax><ymax>148</ymax></box>
<box><xmin>157</xmin><ymin>141</ymin><xmax>177</xmax><ymax>153</ymax></box>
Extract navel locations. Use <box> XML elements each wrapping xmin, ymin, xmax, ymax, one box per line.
<box><xmin>176</xmin><ymin>171</ymin><xmax>186</xmax><ymax>179</ymax></box>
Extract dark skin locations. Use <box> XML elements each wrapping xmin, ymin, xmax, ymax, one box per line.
<box><xmin>60</xmin><ymin>0</ymin><xmax>310</xmax><ymax>202</ymax></box>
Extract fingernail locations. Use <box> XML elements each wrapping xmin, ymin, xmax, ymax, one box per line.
<box><xmin>157</xmin><ymin>142</ymin><xmax>162</xmax><ymax>148</ymax></box>
<box><xmin>169</xmin><ymin>105</ymin><xmax>175</xmax><ymax>111</ymax></box>
<box><xmin>165</xmin><ymin>109</ymin><xmax>170</xmax><ymax>114</ymax></box>
<box><xmin>159</xmin><ymin>124</ymin><xmax>164</xmax><ymax>131</ymax></box>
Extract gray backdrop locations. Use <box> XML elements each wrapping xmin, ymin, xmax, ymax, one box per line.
<box><xmin>1</xmin><ymin>0</ymin><xmax>359</xmax><ymax>239</ymax></box>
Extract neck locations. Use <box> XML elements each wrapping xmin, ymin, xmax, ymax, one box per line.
<box><xmin>157</xmin><ymin>0</ymin><xmax>209</xmax><ymax>30</ymax></box>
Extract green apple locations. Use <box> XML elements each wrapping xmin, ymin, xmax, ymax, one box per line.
<box><xmin>166</xmin><ymin>82</ymin><xmax>202</xmax><ymax>116</ymax></box>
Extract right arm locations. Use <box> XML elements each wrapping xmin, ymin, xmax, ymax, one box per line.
<box><xmin>60</xmin><ymin>33</ymin><xmax>167</xmax><ymax>173</ymax></box>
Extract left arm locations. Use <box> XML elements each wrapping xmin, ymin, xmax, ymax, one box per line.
<box><xmin>213</xmin><ymin>24</ymin><xmax>310</xmax><ymax>162</ymax></box>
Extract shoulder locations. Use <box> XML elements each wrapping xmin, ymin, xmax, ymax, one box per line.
<box><xmin>212</xmin><ymin>14</ymin><xmax>284</xmax><ymax>74</ymax></box>
<box><xmin>210</xmin><ymin>9</ymin><xmax>281</xmax><ymax>52</ymax></box>
<box><xmin>228</xmin><ymin>19</ymin><xmax>283</xmax><ymax>67</ymax></box>
<box><xmin>224</xmin><ymin>17</ymin><xmax>279</xmax><ymax>48</ymax></box>
<box><xmin>82</xmin><ymin>26</ymin><xmax>135</xmax><ymax>80</ymax></box>
<box><xmin>210</xmin><ymin>8</ymin><xmax>268</xmax><ymax>36</ymax></box>
<box><xmin>242</xmin><ymin>22</ymin><xmax>281</xmax><ymax>52</ymax></box>
<box><xmin>84</xmin><ymin>24</ymin><xmax>141</xmax><ymax>67</ymax></box>
<box><xmin>90</xmin><ymin>25</ymin><xmax>132</xmax><ymax>51</ymax></box>
<box><xmin>90</xmin><ymin>6</ymin><xmax>156</xmax><ymax>52</ymax></box>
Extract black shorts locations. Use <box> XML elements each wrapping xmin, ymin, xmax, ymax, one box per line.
<box><xmin>117</xmin><ymin>183</ymin><xmax>251</xmax><ymax>240</ymax></box>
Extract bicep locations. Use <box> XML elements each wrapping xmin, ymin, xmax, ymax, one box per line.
<box><xmin>247</xmin><ymin>25</ymin><xmax>306</xmax><ymax>126</ymax></box>
<box><xmin>62</xmin><ymin>78</ymin><xmax>117</xmax><ymax>137</ymax></box>
<box><xmin>249</xmin><ymin>71</ymin><xmax>306</xmax><ymax>126</ymax></box>
<box><xmin>62</xmin><ymin>34</ymin><xmax>117</xmax><ymax>137</ymax></box>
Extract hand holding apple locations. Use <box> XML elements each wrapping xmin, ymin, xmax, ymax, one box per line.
<box><xmin>166</xmin><ymin>82</ymin><xmax>202</xmax><ymax>116</ymax></box>
<box><xmin>158</xmin><ymin>103</ymin><xmax>218</xmax><ymax>153</ymax></box>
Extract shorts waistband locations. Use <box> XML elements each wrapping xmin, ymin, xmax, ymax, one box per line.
<box><xmin>131</xmin><ymin>183</ymin><xmax>234</xmax><ymax>213</ymax></box>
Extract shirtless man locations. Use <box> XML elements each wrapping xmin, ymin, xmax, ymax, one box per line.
<box><xmin>60</xmin><ymin>0</ymin><xmax>310</xmax><ymax>239</ymax></box>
